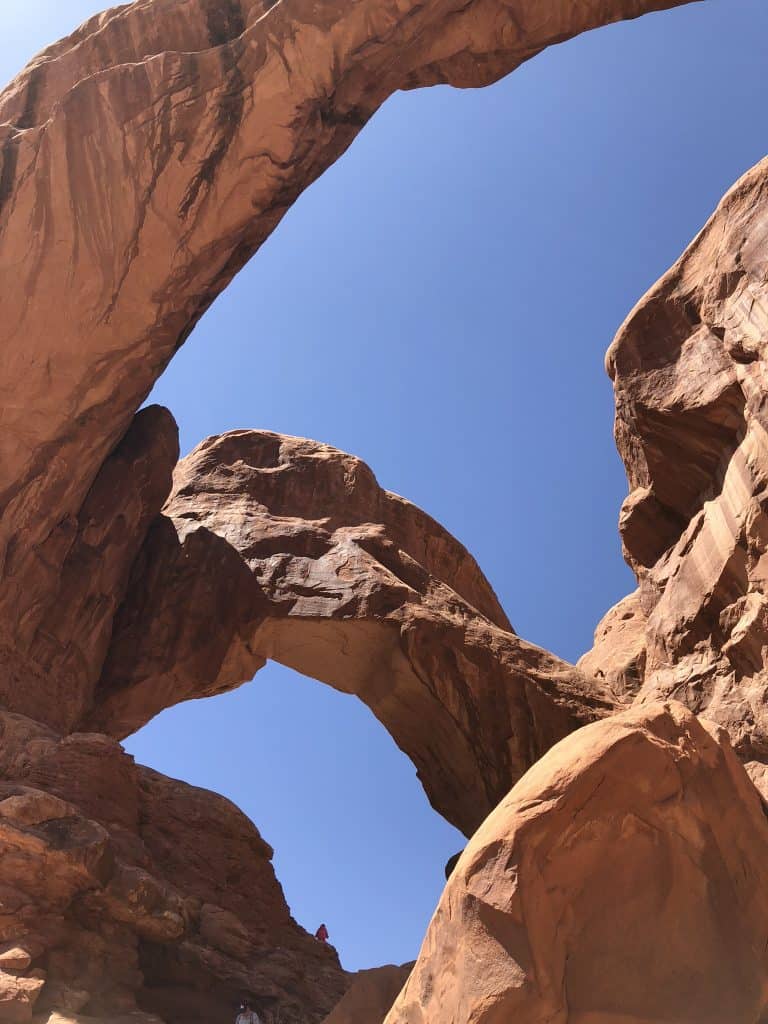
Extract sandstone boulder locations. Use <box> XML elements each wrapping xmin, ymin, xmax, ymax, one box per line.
<box><xmin>387</xmin><ymin>702</ymin><xmax>768</xmax><ymax>1024</ymax></box>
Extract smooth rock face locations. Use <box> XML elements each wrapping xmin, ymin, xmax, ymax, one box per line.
<box><xmin>87</xmin><ymin>431</ymin><xmax>611</xmax><ymax>837</ymax></box>
<box><xmin>321</xmin><ymin>964</ymin><xmax>412</xmax><ymax>1024</ymax></box>
<box><xmin>580</xmin><ymin>155</ymin><xmax>768</xmax><ymax>764</ymax></box>
<box><xmin>0</xmin><ymin>711</ymin><xmax>346</xmax><ymax>1024</ymax></box>
<box><xmin>387</xmin><ymin>702</ymin><xmax>768</xmax><ymax>1024</ymax></box>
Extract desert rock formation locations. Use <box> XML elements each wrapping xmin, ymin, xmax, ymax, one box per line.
<box><xmin>387</xmin><ymin>702</ymin><xmax>768</xmax><ymax>1023</ymax></box>
<box><xmin>321</xmin><ymin>964</ymin><xmax>412</xmax><ymax>1024</ymax></box>
<box><xmin>581</xmin><ymin>155</ymin><xmax>768</xmax><ymax>766</ymax></box>
<box><xmin>0</xmin><ymin>0</ymin><xmax>695</xmax><ymax>700</ymax></box>
<box><xmin>86</xmin><ymin>431</ymin><xmax>611</xmax><ymax>837</ymax></box>
<box><xmin>0</xmin><ymin>710</ymin><xmax>346</xmax><ymax>1024</ymax></box>
<box><xmin>12</xmin><ymin>0</ymin><xmax>768</xmax><ymax>1022</ymax></box>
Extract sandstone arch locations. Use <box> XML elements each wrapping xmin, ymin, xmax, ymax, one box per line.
<box><xmin>0</xmin><ymin>0</ymin><xmax>698</xmax><ymax>836</ymax></box>
<box><xmin>0</xmin><ymin>0</ymin><xmax>695</xmax><ymax>677</ymax></box>
<box><xmin>9</xmin><ymin>1</ymin><xmax>768</xmax><ymax>1021</ymax></box>
<box><xmin>86</xmin><ymin>430</ymin><xmax>611</xmax><ymax>837</ymax></box>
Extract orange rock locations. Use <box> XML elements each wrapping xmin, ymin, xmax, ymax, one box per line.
<box><xmin>88</xmin><ymin>431</ymin><xmax>611</xmax><ymax>836</ymax></box>
<box><xmin>0</xmin><ymin>1</ymin><xmax>753</xmax><ymax>1021</ymax></box>
<box><xmin>0</xmin><ymin>0</ymin><xmax>695</xmax><ymax>702</ymax></box>
<box><xmin>322</xmin><ymin>964</ymin><xmax>412</xmax><ymax>1024</ymax></box>
<box><xmin>582</xmin><ymin>155</ymin><xmax>768</xmax><ymax>766</ymax></box>
<box><xmin>0</xmin><ymin>407</ymin><xmax>178</xmax><ymax>735</ymax></box>
<box><xmin>387</xmin><ymin>702</ymin><xmax>768</xmax><ymax>1023</ymax></box>
<box><xmin>0</xmin><ymin>712</ymin><xmax>347</xmax><ymax>1024</ymax></box>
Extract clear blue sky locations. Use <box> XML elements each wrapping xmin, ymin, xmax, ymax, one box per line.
<box><xmin>2</xmin><ymin>0</ymin><xmax>766</xmax><ymax>974</ymax></box>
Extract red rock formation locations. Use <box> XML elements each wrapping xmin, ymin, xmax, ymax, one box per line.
<box><xmin>321</xmin><ymin>964</ymin><xmax>412</xmax><ymax>1024</ymax></box>
<box><xmin>86</xmin><ymin>431</ymin><xmax>611</xmax><ymax>837</ymax></box>
<box><xmin>0</xmin><ymin>711</ymin><xmax>346</xmax><ymax>1024</ymax></box>
<box><xmin>387</xmin><ymin>702</ymin><xmax>768</xmax><ymax>1023</ymax></box>
<box><xmin>579</xmin><ymin>155</ymin><xmax>768</xmax><ymax>766</ymax></box>
<box><xmin>0</xmin><ymin>407</ymin><xmax>179</xmax><ymax>734</ymax></box>
<box><xmin>0</xmin><ymin>0</ymin><xmax>695</xmax><ymax>684</ymax></box>
<box><xmin>5</xmin><ymin>0</ymin><xmax>764</xmax><ymax>1021</ymax></box>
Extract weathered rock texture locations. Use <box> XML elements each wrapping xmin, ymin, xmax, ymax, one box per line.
<box><xmin>581</xmin><ymin>155</ymin><xmax>768</xmax><ymax>766</ymax></box>
<box><xmin>0</xmin><ymin>406</ymin><xmax>179</xmax><ymax>734</ymax></box>
<box><xmin>387</xmin><ymin>702</ymin><xmax>768</xmax><ymax>1023</ymax></box>
<box><xmin>0</xmin><ymin>710</ymin><xmax>346</xmax><ymax>1024</ymax></box>
<box><xmin>86</xmin><ymin>431</ymin><xmax>611</xmax><ymax>837</ymax></box>
<box><xmin>321</xmin><ymin>964</ymin><xmax>412</xmax><ymax>1024</ymax></box>
<box><xmin>0</xmin><ymin>0</ymin><xmax>696</xmax><ymax>700</ymax></box>
<box><xmin>11</xmin><ymin>0</ymin><xmax>768</xmax><ymax>1021</ymax></box>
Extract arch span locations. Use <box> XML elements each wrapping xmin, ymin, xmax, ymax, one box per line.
<box><xmin>87</xmin><ymin>430</ymin><xmax>611</xmax><ymax>837</ymax></box>
<box><xmin>0</xmin><ymin>0</ymin><xmax>696</xmax><ymax>676</ymax></box>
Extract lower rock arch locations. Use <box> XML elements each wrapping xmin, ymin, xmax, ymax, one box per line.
<box><xmin>88</xmin><ymin>430</ymin><xmax>611</xmax><ymax>837</ymax></box>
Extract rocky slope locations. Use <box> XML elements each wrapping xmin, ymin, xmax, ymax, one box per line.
<box><xmin>0</xmin><ymin>711</ymin><xmax>346</xmax><ymax>1024</ymax></box>
<box><xmin>11</xmin><ymin>0</ymin><xmax>768</xmax><ymax>1022</ymax></box>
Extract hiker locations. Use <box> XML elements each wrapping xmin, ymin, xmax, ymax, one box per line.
<box><xmin>314</xmin><ymin>923</ymin><xmax>329</xmax><ymax>943</ymax></box>
<box><xmin>235</xmin><ymin>999</ymin><xmax>262</xmax><ymax>1024</ymax></box>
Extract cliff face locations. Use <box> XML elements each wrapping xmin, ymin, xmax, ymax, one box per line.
<box><xmin>11</xmin><ymin>0</ymin><xmax>768</xmax><ymax>1022</ymax></box>
<box><xmin>581</xmin><ymin>156</ymin><xmax>768</xmax><ymax>768</ymax></box>
<box><xmin>0</xmin><ymin>711</ymin><xmax>346</xmax><ymax>1024</ymax></box>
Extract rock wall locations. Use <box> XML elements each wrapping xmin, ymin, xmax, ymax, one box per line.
<box><xmin>582</xmin><ymin>156</ymin><xmax>768</xmax><ymax>765</ymax></box>
<box><xmin>0</xmin><ymin>711</ymin><xmax>346</xmax><ymax>1024</ymax></box>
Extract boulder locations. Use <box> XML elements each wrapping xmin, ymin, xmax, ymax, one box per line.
<box><xmin>388</xmin><ymin>702</ymin><xmax>768</xmax><ymax>1023</ymax></box>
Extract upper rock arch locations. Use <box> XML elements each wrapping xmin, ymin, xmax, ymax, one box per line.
<box><xmin>0</xmin><ymin>0</ymin><xmax>696</xmax><ymax>834</ymax></box>
<box><xmin>0</xmin><ymin>0</ymin><xmax>695</xmax><ymax>671</ymax></box>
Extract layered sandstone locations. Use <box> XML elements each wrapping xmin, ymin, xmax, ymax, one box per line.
<box><xmin>86</xmin><ymin>431</ymin><xmax>611</xmax><ymax>837</ymax></box>
<box><xmin>0</xmin><ymin>711</ymin><xmax>346</xmax><ymax>1024</ymax></box>
<box><xmin>387</xmin><ymin>702</ymin><xmax>768</xmax><ymax>1023</ymax></box>
<box><xmin>581</xmin><ymin>155</ymin><xmax>768</xmax><ymax>765</ymax></box>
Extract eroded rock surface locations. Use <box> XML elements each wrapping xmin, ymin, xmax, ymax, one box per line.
<box><xmin>0</xmin><ymin>0</ymin><xmax>695</xmax><ymax>682</ymax></box>
<box><xmin>86</xmin><ymin>431</ymin><xmax>611</xmax><ymax>837</ymax></box>
<box><xmin>0</xmin><ymin>406</ymin><xmax>179</xmax><ymax>734</ymax></box>
<box><xmin>580</xmin><ymin>155</ymin><xmax>768</xmax><ymax>766</ymax></box>
<box><xmin>0</xmin><ymin>711</ymin><xmax>346</xmax><ymax>1024</ymax></box>
<box><xmin>321</xmin><ymin>964</ymin><xmax>412</xmax><ymax>1024</ymax></box>
<box><xmin>4</xmin><ymin>0</ymin><xmax>763</xmax><ymax>1022</ymax></box>
<box><xmin>387</xmin><ymin>702</ymin><xmax>768</xmax><ymax>1024</ymax></box>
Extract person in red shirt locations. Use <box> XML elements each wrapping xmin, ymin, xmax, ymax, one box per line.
<box><xmin>314</xmin><ymin>923</ymin><xmax>329</xmax><ymax>943</ymax></box>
